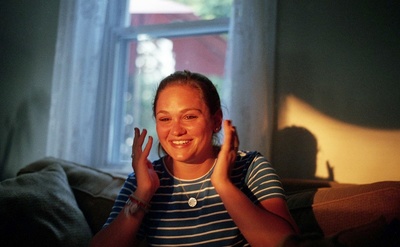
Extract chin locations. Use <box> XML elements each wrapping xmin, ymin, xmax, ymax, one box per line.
<box><xmin>172</xmin><ymin>154</ymin><xmax>189</xmax><ymax>161</ymax></box>
<box><xmin>170</xmin><ymin>152</ymin><xmax>196</xmax><ymax>163</ymax></box>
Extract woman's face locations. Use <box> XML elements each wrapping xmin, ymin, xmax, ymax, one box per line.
<box><xmin>155</xmin><ymin>84</ymin><xmax>219</xmax><ymax>164</ymax></box>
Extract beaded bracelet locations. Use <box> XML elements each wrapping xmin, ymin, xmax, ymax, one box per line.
<box><xmin>126</xmin><ymin>194</ymin><xmax>150</xmax><ymax>213</ymax></box>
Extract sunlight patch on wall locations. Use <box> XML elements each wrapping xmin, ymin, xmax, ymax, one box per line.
<box><xmin>278</xmin><ymin>95</ymin><xmax>400</xmax><ymax>184</ymax></box>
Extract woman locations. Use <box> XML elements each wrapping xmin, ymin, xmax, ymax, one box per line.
<box><xmin>91</xmin><ymin>71</ymin><xmax>298</xmax><ymax>247</ymax></box>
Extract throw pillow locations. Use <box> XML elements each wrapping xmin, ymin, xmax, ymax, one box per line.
<box><xmin>19</xmin><ymin>157</ymin><xmax>127</xmax><ymax>234</ymax></box>
<box><xmin>0</xmin><ymin>163</ymin><xmax>92</xmax><ymax>247</ymax></box>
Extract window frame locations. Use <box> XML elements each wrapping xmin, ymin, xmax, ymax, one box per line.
<box><xmin>108</xmin><ymin>16</ymin><xmax>230</xmax><ymax>168</ymax></box>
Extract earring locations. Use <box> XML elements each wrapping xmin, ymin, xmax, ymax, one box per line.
<box><xmin>214</xmin><ymin>127</ymin><xmax>220</xmax><ymax>132</ymax></box>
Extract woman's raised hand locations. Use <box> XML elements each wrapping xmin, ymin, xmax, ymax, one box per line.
<box><xmin>211</xmin><ymin>120</ymin><xmax>239</xmax><ymax>186</ymax></box>
<box><xmin>131</xmin><ymin>128</ymin><xmax>160</xmax><ymax>202</ymax></box>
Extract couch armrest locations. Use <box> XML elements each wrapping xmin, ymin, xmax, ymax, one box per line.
<box><xmin>313</xmin><ymin>181</ymin><xmax>400</xmax><ymax>236</ymax></box>
<box><xmin>286</xmin><ymin>180</ymin><xmax>400</xmax><ymax>238</ymax></box>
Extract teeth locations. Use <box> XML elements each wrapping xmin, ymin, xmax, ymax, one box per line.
<box><xmin>172</xmin><ymin>140</ymin><xmax>189</xmax><ymax>145</ymax></box>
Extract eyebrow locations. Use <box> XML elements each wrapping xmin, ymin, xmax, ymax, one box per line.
<box><xmin>155</xmin><ymin>108</ymin><xmax>203</xmax><ymax>116</ymax></box>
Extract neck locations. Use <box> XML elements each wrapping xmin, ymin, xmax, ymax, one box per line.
<box><xmin>165</xmin><ymin>155</ymin><xmax>217</xmax><ymax>180</ymax></box>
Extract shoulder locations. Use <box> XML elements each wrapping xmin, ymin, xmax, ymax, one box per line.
<box><xmin>235</xmin><ymin>150</ymin><xmax>266</xmax><ymax>166</ymax></box>
<box><xmin>234</xmin><ymin>151</ymin><xmax>285</xmax><ymax>201</ymax></box>
<box><xmin>232</xmin><ymin>150</ymin><xmax>268</xmax><ymax>176</ymax></box>
<box><xmin>235</xmin><ymin>150</ymin><xmax>279</xmax><ymax>180</ymax></box>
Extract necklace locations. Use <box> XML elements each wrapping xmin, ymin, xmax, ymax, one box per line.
<box><xmin>177</xmin><ymin>159</ymin><xmax>217</xmax><ymax>207</ymax></box>
<box><xmin>180</xmin><ymin>179</ymin><xmax>207</xmax><ymax>207</ymax></box>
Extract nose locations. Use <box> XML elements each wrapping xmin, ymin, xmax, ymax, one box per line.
<box><xmin>171</xmin><ymin>120</ymin><xmax>186</xmax><ymax>136</ymax></box>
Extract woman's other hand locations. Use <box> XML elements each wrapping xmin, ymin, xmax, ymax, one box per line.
<box><xmin>211</xmin><ymin>120</ymin><xmax>239</xmax><ymax>186</ymax></box>
<box><xmin>131</xmin><ymin>128</ymin><xmax>160</xmax><ymax>202</ymax></box>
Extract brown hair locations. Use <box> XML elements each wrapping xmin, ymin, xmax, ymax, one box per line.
<box><xmin>152</xmin><ymin>70</ymin><xmax>221</xmax><ymax>117</ymax></box>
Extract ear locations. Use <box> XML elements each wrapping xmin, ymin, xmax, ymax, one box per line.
<box><xmin>212</xmin><ymin>109</ymin><xmax>223</xmax><ymax>132</ymax></box>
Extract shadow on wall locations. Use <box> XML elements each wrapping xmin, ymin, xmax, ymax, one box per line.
<box><xmin>0</xmin><ymin>91</ymin><xmax>48</xmax><ymax>180</ymax></box>
<box><xmin>272</xmin><ymin>126</ymin><xmax>334</xmax><ymax>181</ymax></box>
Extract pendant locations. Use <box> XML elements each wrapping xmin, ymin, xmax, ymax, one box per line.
<box><xmin>188</xmin><ymin>197</ymin><xmax>197</xmax><ymax>207</ymax></box>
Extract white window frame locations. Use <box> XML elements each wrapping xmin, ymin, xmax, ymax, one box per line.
<box><xmin>106</xmin><ymin>15</ymin><xmax>230</xmax><ymax>168</ymax></box>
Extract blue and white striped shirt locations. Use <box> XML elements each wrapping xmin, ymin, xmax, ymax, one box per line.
<box><xmin>104</xmin><ymin>150</ymin><xmax>285</xmax><ymax>246</ymax></box>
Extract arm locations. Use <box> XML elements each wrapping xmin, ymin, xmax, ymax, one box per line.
<box><xmin>90</xmin><ymin>128</ymin><xmax>159</xmax><ymax>247</ymax></box>
<box><xmin>89</xmin><ymin>203</ymin><xmax>147</xmax><ymax>247</ymax></box>
<box><xmin>211</xmin><ymin>120</ymin><xmax>298</xmax><ymax>247</ymax></box>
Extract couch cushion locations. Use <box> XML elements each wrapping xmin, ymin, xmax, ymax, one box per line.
<box><xmin>332</xmin><ymin>216</ymin><xmax>400</xmax><ymax>247</ymax></box>
<box><xmin>280</xmin><ymin>216</ymin><xmax>400</xmax><ymax>247</ymax></box>
<box><xmin>313</xmin><ymin>181</ymin><xmax>400</xmax><ymax>236</ymax></box>
<box><xmin>19</xmin><ymin>157</ymin><xmax>127</xmax><ymax>234</ymax></box>
<box><xmin>0</xmin><ymin>163</ymin><xmax>92</xmax><ymax>247</ymax></box>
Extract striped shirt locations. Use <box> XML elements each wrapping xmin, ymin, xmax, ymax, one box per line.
<box><xmin>104</xmin><ymin>150</ymin><xmax>285</xmax><ymax>246</ymax></box>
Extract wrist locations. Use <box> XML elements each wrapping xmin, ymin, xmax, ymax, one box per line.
<box><xmin>124</xmin><ymin>193</ymin><xmax>151</xmax><ymax>217</ymax></box>
<box><xmin>211</xmin><ymin>176</ymin><xmax>233</xmax><ymax>192</ymax></box>
<box><xmin>133</xmin><ymin>188</ymin><xmax>153</xmax><ymax>203</ymax></box>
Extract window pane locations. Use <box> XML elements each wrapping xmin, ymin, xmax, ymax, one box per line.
<box><xmin>121</xmin><ymin>34</ymin><xmax>227</xmax><ymax>162</ymax></box>
<box><xmin>129</xmin><ymin>0</ymin><xmax>232</xmax><ymax>26</ymax></box>
<box><xmin>116</xmin><ymin>0</ymin><xmax>232</xmax><ymax>164</ymax></box>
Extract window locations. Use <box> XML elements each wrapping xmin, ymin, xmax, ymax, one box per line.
<box><xmin>48</xmin><ymin>1</ymin><xmax>275</xmax><ymax>170</ymax></box>
<box><xmin>110</xmin><ymin>0</ymin><xmax>233</xmax><ymax>167</ymax></box>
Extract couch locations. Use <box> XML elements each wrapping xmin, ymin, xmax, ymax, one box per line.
<box><xmin>0</xmin><ymin>157</ymin><xmax>399</xmax><ymax>247</ymax></box>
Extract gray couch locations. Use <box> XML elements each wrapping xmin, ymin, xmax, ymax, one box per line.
<box><xmin>1</xmin><ymin>157</ymin><xmax>399</xmax><ymax>247</ymax></box>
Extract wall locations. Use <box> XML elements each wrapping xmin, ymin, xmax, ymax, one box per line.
<box><xmin>273</xmin><ymin>1</ymin><xmax>400</xmax><ymax>183</ymax></box>
<box><xmin>0</xmin><ymin>0</ymin><xmax>60</xmax><ymax>179</ymax></box>
<box><xmin>1</xmin><ymin>1</ymin><xmax>399</xmax><ymax>184</ymax></box>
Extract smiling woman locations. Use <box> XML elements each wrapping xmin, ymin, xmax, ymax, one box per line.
<box><xmin>154</xmin><ymin>74</ymin><xmax>221</xmax><ymax>171</ymax></box>
<box><xmin>90</xmin><ymin>71</ymin><xmax>298</xmax><ymax>247</ymax></box>
<box><xmin>153</xmin><ymin>71</ymin><xmax>222</xmax><ymax>163</ymax></box>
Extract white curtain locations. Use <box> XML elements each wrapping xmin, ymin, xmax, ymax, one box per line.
<box><xmin>46</xmin><ymin>0</ymin><xmax>127</xmax><ymax>166</ymax></box>
<box><xmin>224</xmin><ymin>0</ymin><xmax>277</xmax><ymax>158</ymax></box>
<box><xmin>47</xmin><ymin>0</ymin><xmax>277</xmax><ymax>167</ymax></box>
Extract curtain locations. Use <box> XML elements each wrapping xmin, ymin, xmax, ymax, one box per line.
<box><xmin>224</xmin><ymin>0</ymin><xmax>277</xmax><ymax>158</ymax></box>
<box><xmin>47</xmin><ymin>0</ymin><xmax>277</xmax><ymax>167</ymax></box>
<box><xmin>46</xmin><ymin>0</ymin><xmax>127</xmax><ymax>166</ymax></box>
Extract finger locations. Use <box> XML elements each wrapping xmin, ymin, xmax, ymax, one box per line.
<box><xmin>142</xmin><ymin>136</ymin><xmax>153</xmax><ymax>159</ymax></box>
<box><xmin>137</xmin><ymin>129</ymin><xmax>148</xmax><ymax>147</ymax></box>
<box><xmin>232</xmin><ymin>126</ymin><xmax>239</xmax><ymax>151</ymax></box>
<box><xmin>133</xmin><ymin>127</ymin><xmax>140</xmax><ymax>145</ymax></box>
<box><xmin>132</xmin><ymin>128</ymin><xmax>148</xmax><ymax>153</ymax></box>
<box><xmin>132</xmin><ymin>127</ymin><xmax>140</xmax><ymax>155</ymax></box>
<box><xmin>221</xmin><ymin>120</ymin><xmax>233</xmax><ymax>152</ymax></box>
<box><xmin>223</xmin><ymin>120</ymin><xmax>238</xmax><ymax>150</ymax></box>
<box><xmin>132</xmin><ymin>135</ymin><xmax>152</xmax><ymax>175</ymax></box>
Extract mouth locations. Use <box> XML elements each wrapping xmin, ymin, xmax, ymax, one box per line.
<box><xmin>171</xmin><ymin>140</ymin><xmax>191</xmax><ymax>146</ymax></box>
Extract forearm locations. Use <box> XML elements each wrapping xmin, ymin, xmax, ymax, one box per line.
<box><xmin>214</xmin><ymin>181</ymin><xmax>295</xmax><ymax>247</ymax></box>
<box><xmin>90</xmin><ymin>205</ymin><xmax>145</xmax><ymax>247</ymax></box>
<box><xmin>90</xmin><ymin>189</ymin><xmax>152</xmax><ymax>247</ymax></box>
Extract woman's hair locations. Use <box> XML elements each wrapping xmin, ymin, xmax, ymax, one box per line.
<box><xmin>152</xmin><ymin>70</ymin><xmax>222</xmax><ymax>156</ymax></box>
<box><xmin>152</xmin><ymin>70</ymin><xmax>221</xmax><ymax>117</ymax></box>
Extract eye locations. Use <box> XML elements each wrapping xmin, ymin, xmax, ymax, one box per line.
<box><xmin>183</xmin><ymin>115</ymin><xmax>198</xmax><ymax>120</ymax></box>
<box><xmin>158</xmin><ymin>117</ymin><xmax>171</xmax><ymax>122</ymax></box>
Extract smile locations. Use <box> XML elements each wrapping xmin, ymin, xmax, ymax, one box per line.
<box><xmin>171</xmin><ymin>140</ymin><xmax>190</xmax><ymax>145</ymax></box>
